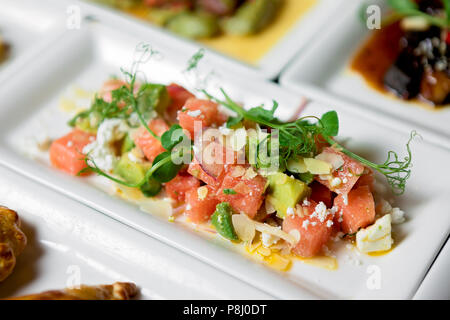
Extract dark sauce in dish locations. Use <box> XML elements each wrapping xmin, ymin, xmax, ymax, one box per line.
<box><xmin>351</xmin><ymin>1</ymin><xmax>450</xmax><ymax>109</ymax></box>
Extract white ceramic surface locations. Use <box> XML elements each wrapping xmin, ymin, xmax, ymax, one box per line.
<box><xmin>0</xmin><ymin>19</ymin><xmax>449</xmax><ymax>299</ymax></box>
<box><xmin>0</xmin><ymin>165</ymin><xmax>273</xmax><ymax>299</ymax></box>
<box><xmin>414</xmin><ymin>237</ymin><xmax>450</xmax><ymax>300</ymax></box>
<box><xmin>57</xmin><ymin>0</ymin><xmax>345</xmax><ymax>80</ymax></box>
<box><xmin>0</xmin><ymin>0</ymin><xmax>67</xmax><ymax>81</ymax></box>
<box><xmin>280</xmin><ymin>0</ymin><xmax>450</xmax><ymax>150</ymax></box>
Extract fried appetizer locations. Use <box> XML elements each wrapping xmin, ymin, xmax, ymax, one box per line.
<box><xmin>0</xmin><ymin>206</ymin><xmax>27</xmax><ymax>282</ymax></box>
<box><xmin>0</xmin><ymin>36</ymin><xmax>9</xmax><ymax>63</ymax></box>
<box><xmin>8</xmin><ymin>282</ymin><xmax>138</xmax><ymax>300</ymax></box>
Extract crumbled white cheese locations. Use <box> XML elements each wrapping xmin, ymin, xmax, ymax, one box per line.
<box><xmin>342</xmin><ymin>194</ymin><xmax>348</xmax><ymax>206</ymax></box>
<box><xmin>187</xmin><ymin>110</ymin><xmax>202</xmax><ymax>117</ymax></box>
<box><xmin>377</xmin><ymin>199</ymin><xmax>405</xmax><ymax>224</ymax></box>
<box><xmin>286</xmin><ymin>207</ymin><xmax>295</xmax><ymax>216</ymax></box>
<box><xmin>302</xmin><ymin>220</ymin><xmax>310</xmax><ymax>230</ymax></box>
<box><xmin>326</xmin><ymin>220</ymin><xmax>334</xmax><ymax>228</ymax></box>
<box><xmin>330</xmin><ymin>177</ymin><xmax>342</xmax><ymax>187</ymax></box>
<box><xmin>67</xmin><ymin>140</ymin><xmax>73</xmax><ymax>147</ymax></box>
<box><xmin>302</xmin><ymin>198</ymin><xmax>310</xmax><ymax>206</ymax></box>
<box><xmin>128</xmin><ymin>152</ymin><xmax>140</xmax><ymax>163</ymax></box>
<box><xmin>310</xmin><ymin>201</ymin><xmax>329</xmax><ymax>222</ymax></box>
<box><xmin>356</xmin><ymin>214</ymin><xmax>393</xmax><ymax>253</ymax></box>
<box><xmin>83</xmin><ymin>119</ymin><xmax>129</xmax><ymax>171</ymax></box>
<box><xmin>390</xmin><ymin>207</ymin><xmax>405</xmax><ymax>225</ymax></box>
<box><xmin>261</xmin><ymin>231</ymin><xmax>280</xmax><ymax>247</ymax></box>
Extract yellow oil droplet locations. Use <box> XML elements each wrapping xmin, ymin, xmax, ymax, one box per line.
<box><xmin>73</xmin><ymin>86</ymin><xmax>93</xmax><ymax>99</ymax></box>
<box><xmin>59</xmin><ymin>97</ymin><xmax>77</xmax><ymax>112</ymax></box>
<box><xmin>367</xmin><ymin>244</ymin><xmax>395</xmax><ymax>257</ymax></box>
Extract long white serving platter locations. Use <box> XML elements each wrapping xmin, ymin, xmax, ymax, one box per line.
<box><xmin>54</xmin><ymin>0</ymin><xmax>345</xmax><ymax>80</ymax></box>
<box><xmin>0</xmin><ymin>19</ymin><xmax>449</xmax><ymax>299</ymax></box>
<box><xmin>0</xmin><ymin>165</ymin><xmax>273</xmax><ymax>299</ymax></box>
<box><xmin>280</xmin><ymin>0</ymin><xmax>450</xmax><ymax>150</ymax></box>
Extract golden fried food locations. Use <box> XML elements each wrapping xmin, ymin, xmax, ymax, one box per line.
<box><xmin>0</xmin><ymin>206</ymin><xmax>27</xmax><ymax>282</ymax></box>
<box><xmin>7</xmin><ymin>282</ymin><xmax>138</xmax><ymax>300</ymax></box>
<box><xmin>0</xmin><ymin>37</ymin><xmax>9</xmax><ymax>63</ymax></box>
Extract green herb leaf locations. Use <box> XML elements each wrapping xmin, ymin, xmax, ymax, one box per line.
<box><xmin>246</xmin><ymin>101</ymin><xmax>278</xmax><ymax>123</ymax></box>
<box><xmin>140</xmin><ymin>177</ymin><xmax>162</xmax><ymax>197</ymax></box>
<box><xmin>151</xmin><ymin>151</ymin><xmax>182</xmax><ymax>183</ymax></box>
<box><xmin>320</xmin><ymin>110</ymin><xmax>339</xmax><ymax>137</ymax></box>
<box><xmin>387</xmin><ymin>0</ymin><xmax>417</xmax><ymax>12</ymax></box>
<box><xmin>223</xmin><ymin>189</ymin><xmax>237</xmax><ymax>195</ymax></box>
<box><xmin>161</xmin><ymin>124</ymin><xmax>187</xmax><ymax>151</ymax></box>
<box><xmin>185</xmin><ymin>48</ymin><xmax>205</xmax><ymax>72</ymax></box>
<box><xmin>387</xmin><ymin>0</ymin><xmax>449</xmax><ymax>27</ymax></box>
<box><xmin>226</xmin><ymin>115</ymin><xmax>244</xmax><ymax>128</ymax></box>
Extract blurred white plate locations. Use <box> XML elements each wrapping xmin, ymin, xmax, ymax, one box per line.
<box><xmin>280</xmin><ymin>0</ymin><xmax>450</xmax><ymax>150</ymax></box>
<box><xmin>0</xmin><ymin>20</ymin><xmax>449</xmax><ymax>299</ymax></box>
<box><xmin>60</xmin><ymin>0</ymin><xmax>344</xmax><ymax>79</ymax></box>
<box><xmin>0</xmin><ymin>165</ymin><xmax>272</xmax><ymax>299</ymax></box>
<box><xmin>414</xmin><ymin>236</ymin><xmax>450</xmax><ymax>300</ymax></box>
<box><xmin>0</xmin><ymin>0</ymin><xmax>67</xmax><ymax>81</ymax></box>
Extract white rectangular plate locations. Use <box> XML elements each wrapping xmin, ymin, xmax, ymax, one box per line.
<box><xmin>62</xmin><ymin>0</ymin><xmax>344</xmax><ymax>79</ymax></box>
<box><xmin>280</xmin><ymin>0</ymin><xmax>450</xmax><ymax>150</ymax></box>
<box><xmin>0</xmin><ymin>20</ymin><xmax>449</xmax><ymax>299</ymax></box>
<box><xmin>0</xmin><ymin>165</ymin><xmax>272</xmax><ymax>299</ymax></box>
<box><xmin>0</xmin><ymin>0</ymin><xmax>68</xmax><ymax>81</ymax></box>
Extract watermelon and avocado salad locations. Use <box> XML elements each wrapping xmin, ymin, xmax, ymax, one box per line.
<box><xmin>48</xmin><ymin>62</ymin><xmax>415</xmax><ymax>268</ymax></box>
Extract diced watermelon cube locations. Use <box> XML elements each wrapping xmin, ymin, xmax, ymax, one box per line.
<box><xmin>310</xmin><ymin>181</ymin><xmax>333</xmax><ymax>208</ymax></box>
<box><xmin>185</xmin><ymin>185</ymin><xmax>219</xmax><ymax>223</ymax></box>
<box><xmin>216</xmin><ymin>166</ymin><xmax>267</xmax><ymax>219</ymax></box>
<box><xmin>166</xmin><ymin>83</ymin><xmax>195</xmax><ymax>122</ymax></box>
<box><xmin>49</xmin><ymin>129</ymin><xmax>95</xmax><ymax>176</ymax></box>
<box><xmin>354</xmin><ymin>168</ymin><xmax>375</xmax><ymax>191</ymax></box>
<box><xmin>315</xmin><ymin>147</ymin><xmax>365</xmax><ymax>194</ymax></box>
<box><xmin>334</xmin><ymin>185</ymin><xmax>376</xmax><ymax>234</ymax></box>
<box><xmin>165</xmin><ymin>173</ymin><xmax>201</xmax><ymax>203</ymax></box>
<box><xmin>133</xmin><ymin>118</ymin><xmax>169</xmax><ymax>162</ymax></box>
<box><xmin>177</xmin><ymin>98</ymin><xmax>226</xmax><ymax>139</ymax></box>
<box><xmin>282</xmin><ymin>200</ymin><xmax>334</xmax><ymax>257</ymax></box>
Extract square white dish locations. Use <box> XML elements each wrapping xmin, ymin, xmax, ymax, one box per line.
<box><xmin>280</xmin><ymin>0</ymin><xmax>450</xmax><ymax>149</ymax></box>
<box><xmin>60</xmin><ymin>0</ymin><xmax>344</xmax><ymax>80</ymax></box>
<box><xmin>0</xmin><ymin>20</ymin><xmax>449</xmax><ymax>299</ymax></box>
<box><xmin>0</xmin><ymin>165</ymin><xmax>272</xmax><ymax>299</ymax></box>
<box><xmin>0</xmin><ymin>0</ymin><xmax>67</xmax><ymax>81</ymax></box>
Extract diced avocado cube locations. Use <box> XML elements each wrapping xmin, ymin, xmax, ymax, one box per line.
<box><xmin>114</xmin><ymin>153</ymin><xmax>147</xmax><ymax>185</ymax></box>
<box><xmin>267</xmin><ymin>172</ymin><xmax>311</xmax><ymax>218</ymax></box>
<box><xmin>167</xmin><ymin>12</ymin><xmax>219</xmax><ymax>39</ymax></box>
<box><xmin>93</xmin><ymin>0</ymin><xmax>139</xmax><ymax>9</ymax></box>
<box><xmin>121</xmin><ymin>133</ymin><xmax>135</xmax><ymax>154</ymax></box>
<box><xmin>137</xmin><ymin>84</ymin><xmax>171</xmax><ymax>116</ymax></box>
<box><xmin>148</xmin><ymin>8</ymin><xmax>183</xmax><ymax>26</ymax></box>
<box><xmin>223</xmin><ymin>0</ymin><xmax>280</xmax><ymax>36</ymax></box>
